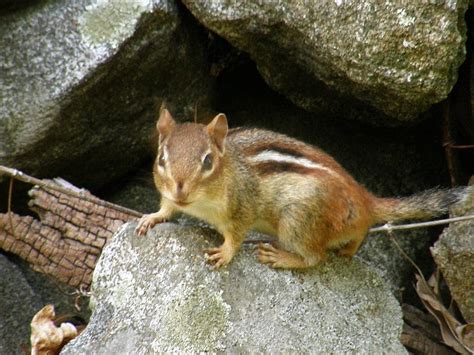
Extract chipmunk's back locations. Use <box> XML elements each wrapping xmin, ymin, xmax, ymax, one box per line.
<box><xmin>227</xmin><ymin>127</ymin><xmax>356</xmax><ymax>184</ymax></box>
<box><xmin>225</xmin><ymin>127</ymin><xmax>375</xmax><ymax>245</ymax></box>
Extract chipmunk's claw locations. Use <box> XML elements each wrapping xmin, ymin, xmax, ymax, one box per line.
<box><xmin>257</xmin><ymin>243</ymin><xmax>311</xmax><ymax>269</ymax></box>
<box><xmin>257</xmin><ymin>243</ymin><xmax>280</xmax><ymax>267</ymax></box>
<box><xmin>135</xmin><ymin>214</ymin><xmax>168</xmax><ymax>236</ymax></box>
<box><xmin>204</xmin><ymin>245</ymin><xmax>234</xmax><ymax>269</ymax></box>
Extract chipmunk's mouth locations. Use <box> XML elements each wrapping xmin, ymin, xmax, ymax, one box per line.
<box><xmin>173</xmin><ymin>200</ymin><xmax>191</xmax><ymax>207</ymax></box>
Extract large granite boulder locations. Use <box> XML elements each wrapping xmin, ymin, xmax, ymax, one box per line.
<box><xmin>431</xmin><ymin>187</ymin><xmax>474</xmax><ymax>323</ymax></box>
<box><xmin>183</xmin><ymin>0</ymin><xmax>468</xmax><ymax>124</ymax></box>
<box><xmin>63</xmin><ymin>223</ymin><xmax>406</xmax><ymax>353</ymax></box>
<box><xmin>0</xmin><ymin>0</ymin><xmax>214</xmax><ymax>190</ymax></box>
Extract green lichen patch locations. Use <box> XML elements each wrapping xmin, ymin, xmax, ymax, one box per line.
<box><xmin>163</xmin><ymin>284</ymin><xmax>230</xmax><ymax>352</ymax></box>
<box><xmin>79</xmin><ymin>0</ymin><xmax>152</xmax><ymax>49</ymax></box>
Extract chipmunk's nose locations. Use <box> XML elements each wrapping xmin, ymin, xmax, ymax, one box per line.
<box><xmin>174</xmin><ymin>180</ymin><xmax>188</xmax><ymax>202</ymax></box>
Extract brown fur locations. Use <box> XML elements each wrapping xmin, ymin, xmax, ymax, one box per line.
<box><xmin>136</xmin><ymin>109</ymin><xmax>472</xmax><ymax>269</ymax></box>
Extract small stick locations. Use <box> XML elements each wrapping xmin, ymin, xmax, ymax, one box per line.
<box><xmin>7</xmin><ymin>177</ymin><xmax>17</xmax><ymax>238</ymax></box>
<box><xmin>445</xmin><ymin>144</ymin><xmax>474</xmax><ymax>149</ymax></box>
<box><xmin>441</xmin><ymin>100</ymin><xmax>458</xmax><ymax>186</ymax></box>
<box><xmin>194</xmin><ymin>102</ymin><xmax>198</xmax><ymax>123</ymax></box>
<box><xmin>369</xmin><ymin>215</ymin><xmax>474</xmax><ymax>233</ymax></box>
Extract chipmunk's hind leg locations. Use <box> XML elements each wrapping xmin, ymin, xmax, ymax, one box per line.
<box><xmin>336</xmin><ymin>236</ymin><xmax>365</xmax><ymax>258</ymax></box>
<box><xmin>258</xmin><ymin>208</ymin><xmax>325</xmax><ymax>269</ymax></box>
<box><xmin>257</xmin><ymin>243</ymin><xmax>315</xmax><ymax>269</ymax></box>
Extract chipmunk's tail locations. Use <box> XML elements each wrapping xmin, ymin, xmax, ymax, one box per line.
<box><xmin>371</xmin><ymin>187</ymin><xmax>473</xmax><ymax>224</ymax></box>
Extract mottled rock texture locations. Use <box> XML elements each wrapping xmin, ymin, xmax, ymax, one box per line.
<box><xmin>0</xmin><ymin>0</ymin><xmax>214</xmax><ymax>190</ymax></box>
<box><xmin>63</xmin><ymin>223</ymin><xmax>406</xmax><ymax>354</ymax></box>
<box><xmin>0</xmin><ymin>254</ymin><xmax>39</xmax><ymax>354</ymax></box>
<box><xmin>431</xmin><ymin>190</ymin><xmax>474</xmax><ymax>323</ymax></box>
<box><xmin>183</xmin><ymin>0</ymin><xmax>468</xmax><ymax>124</ymax></box>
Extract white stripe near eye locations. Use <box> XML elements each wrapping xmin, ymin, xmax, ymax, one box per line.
<box><xmin>157</xmin><ymin>146</ymin><xmax>169</xmax><ymax>174</ymax></box>
<box><xmin>249</xmin><ymin>150</ymin><xmax>334</xmax><ymax>174</ymax></box>
<box><xmin>201</xmin><ymin>150</ymin><xmax>211</xmax><ymax>163</ymax></box>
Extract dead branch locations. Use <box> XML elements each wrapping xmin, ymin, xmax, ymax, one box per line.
<box><xmin>0</xmin><ymin>166</ymin><xmax>141</xmax><ymax>288</ymax></box>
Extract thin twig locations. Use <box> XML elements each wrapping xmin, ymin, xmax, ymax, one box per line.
<box><xmin>0</xmin><ymin>165</ymin><xmax>142</xmax><ymax>218</ymax></box>
<box><xmin>194</xmin><ymin>102</ymin><xmax>198</xmax><ymax>124</ymax></box>
<box><xmin>369</xmin><ymin>214</ymin><xmax>474</xmax><ymax>233</ymax></box>
<box><xmin>442</xmin><ymin>100</ymin><xmax>458</xmax><ymax>186</ymax></box>
<box><xmin>386</xmin><ymin>229</ymin><xmax>425</xmax><ymax>276</ymax></box>
<box><xmin>444</xmin><ymin>144</ymin><xmax>474</xmax><ymax>149</ymax></box>
<box><xmin>7</xmin><ymin>177</ymin><xmax>17</xmax><ymax>238</ymax></box>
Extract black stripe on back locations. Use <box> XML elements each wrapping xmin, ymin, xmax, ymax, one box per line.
<box><xmin>254</xmin><ymin>161</ymin><xmax>325</xmax><ymax>177</ymax></box>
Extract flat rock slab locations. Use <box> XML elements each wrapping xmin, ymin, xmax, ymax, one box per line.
<box><xmin>64</xmin><ymin>223</ymin><xmax>406</xmax><ymax>353</ymax></box>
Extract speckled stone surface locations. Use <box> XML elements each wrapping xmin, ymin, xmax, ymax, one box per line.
<box><xmin>0</xmin><ymin>0</ymin><xmax>214</xmax><ymax>189</ymax></box>
<box><xmin>431</xmin><ymin>190</ymin><xmax>474</xmax><ymax>323</ymax></box>
<box><xmin>183</xmin><ymin>0</ymin><xmax>468</xmax><ymax>124</ymax></box>
<box><xmin>63</xmin><ymin>223</ymin><xmax>406</xmax><ymax>354</ymax></box>
<box><xmin>0</xmin><ymin>254</ymin><xmax>41</xmax><ymax>354</ymax></box>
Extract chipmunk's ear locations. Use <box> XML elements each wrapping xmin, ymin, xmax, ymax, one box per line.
<box><xmin>156</xmin><ymin>108</ymin><xmax>175</xmax><ymax>144</ymax></box>
<box><xmin>207</xmin><ymin>113</ymin><xmax>228</xmax><ymax>154</ymax></box>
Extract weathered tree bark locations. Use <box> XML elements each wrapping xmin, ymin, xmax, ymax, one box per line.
<box><xmin>0</xmin><ymin>166</ymin><xmax>142</xmax><ymax>288</ymax></box>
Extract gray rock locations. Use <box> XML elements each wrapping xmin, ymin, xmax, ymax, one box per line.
<box><xmin>63</xmin><ymin>223</ymin><xmax>406</xmax><ymax>354</ymax></box>
<box><xmin>0</xmin><ymin>0</ymin><xmax>214</xmax><ymax>189</ymax></box>
<box><xmin>431</xmin><ymin>190</ymin><xmax>474</xmax><ymax>323</ymax></box>
<box><xmin>183</xmin><ymin>0</ymin><xmax>468</xmax><ymax>124</ymax></box>
<box><xmin>0</xmin><ymin>254</ymin><xmax>41</xmax><ymax>354</ymax></box>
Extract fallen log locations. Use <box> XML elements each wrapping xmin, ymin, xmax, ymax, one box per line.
<box><xmin>0</xmin><ymin>165</ymin><xmax>141</xmax><ymax>288</ymax></box>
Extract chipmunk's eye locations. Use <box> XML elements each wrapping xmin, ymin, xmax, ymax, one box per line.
<box><xmin>158</xmin><ymin>153</ymin><xmax>166</xmax><ymax>168</ymax></box>
<box><xmin>202</xmin><ymin>153</ymin><xmax>213</xmax><ymax>171</ymax></box>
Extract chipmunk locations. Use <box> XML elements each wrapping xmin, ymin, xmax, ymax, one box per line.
<box><xmin>136</xmin><ymin>108</ymin><xmax>472</xmax><ymax>269</ymax></box>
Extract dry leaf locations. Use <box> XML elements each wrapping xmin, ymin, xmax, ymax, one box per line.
<box><xmin>416</xmin><ymin>273</ymin><xmax>474</xmax><ymax>354</ymax></box>
<box><xmin>457</xmin><ymin>324</ymin><xmax>474</xmax><ymax>350</ymax></box>
<box><xmin>30</xmin><ymin>305</ymin><xmax>78</xmax><ymax>355</ymax></box>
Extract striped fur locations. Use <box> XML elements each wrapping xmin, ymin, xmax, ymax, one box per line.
<box><xmin>249</xmin><ymin>150</ymin><xmax>334</xmax><ymax>174</ymax></box>
<box><xmin>372</xmin><ymin>187</ymin><xmax>474</xmax><ymax>223</ymax></box>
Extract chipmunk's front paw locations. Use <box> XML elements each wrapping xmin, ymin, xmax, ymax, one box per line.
<box><xmin>205</xmin><ymin>244</ymin><xmax>235</xmax><ymax>269</ymax></box>
<box><xmin>135</xmin><ymin>213</ymin><xmax>168</xmax><ymax>236</ymax></box>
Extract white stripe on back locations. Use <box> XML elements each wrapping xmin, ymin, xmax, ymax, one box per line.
<box><xmin>249</xmin><ymin>150</ymin><xmax>334</xmax><ymax>174</ymax></box>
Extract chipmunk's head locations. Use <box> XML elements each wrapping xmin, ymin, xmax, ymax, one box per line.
<box><xmin>153</xmin><ymin>108</ymin><xmax>228</xmax><ymax>207</ymax></box>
